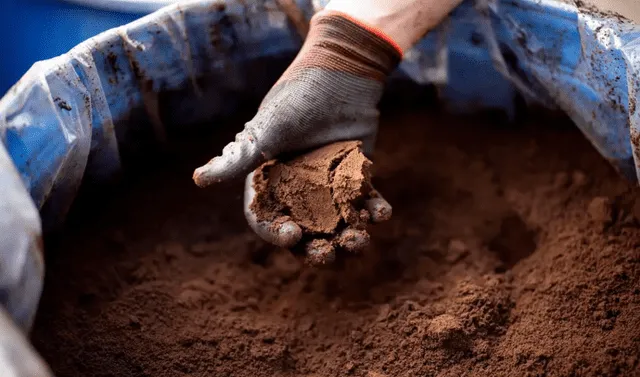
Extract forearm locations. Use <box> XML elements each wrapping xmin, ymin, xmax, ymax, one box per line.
<box><xmin>324</xmin><ymin>0</ymin><xmax>463</xmax><ymax>53</ymax></box>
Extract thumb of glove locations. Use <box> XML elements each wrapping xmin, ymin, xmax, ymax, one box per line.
<box><xmin>193</xmin><ymin>124</ymin><xmax>267</xmax><ymax>187</ymax></box>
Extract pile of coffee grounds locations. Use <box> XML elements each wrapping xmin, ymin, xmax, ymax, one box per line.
<box><xmin>251</xmin><ymin>140</ymin><xmax>379</xmax><ymax>262</ymax></box>
<box><xmin>32</xmin><ymin>109</ymin><xmax>640</xmax><ymax>377</ymax></box>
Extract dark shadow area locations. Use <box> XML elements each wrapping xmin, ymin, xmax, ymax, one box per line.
<box><xmin>489</xmin><ymin>214</ymin><xmax>538</xmax><ymax>272</ymax></box>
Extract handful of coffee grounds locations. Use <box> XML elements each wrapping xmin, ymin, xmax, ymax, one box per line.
<box><xmin>250</xmin><ymin>141</ymin><xmax>385</xmax><ymax>264</ymax></box>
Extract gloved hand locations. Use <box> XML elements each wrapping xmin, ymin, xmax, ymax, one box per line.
<box><xmin>193</xmin><ymin>10</ymin><xmax>402</xmax><ymax>250</ymax></box>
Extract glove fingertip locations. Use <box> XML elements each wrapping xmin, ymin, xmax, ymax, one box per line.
<box><xmin>337</xmin><ymin>228</ymin><xmax>370</xmax><ymax>252</ymax></box>
<box><xmin>276</xmin><ymin>221</ymin><xmax>303</xmax><ymax>249</ymax></box>
<box><xmin>244</xmin><ymin>176</ymin><xmax>302</xmax><ymax>248</ymax></box>
<box><xmin>248</xmin><ymin>218</ymin><xmax>303</xmax><ymax>249</ymax></box>
<box><xmin>193</xmin><ymin>160</ymin><xmax>222</xmax><ymax>188</ymax></box>
<box><xmin>305</xmin><ymin>239</ymin><xmax>336</xmax><ymax>266</ymax></box>
<box><xmin>195</xmin><ymin>135</ymin><xmax>267</xmax><ymax>188</ymax></box>
<box><xmin>366</xmin><ymin>197</ymin><xmax>392</xmax><ymax>223</ymax></box>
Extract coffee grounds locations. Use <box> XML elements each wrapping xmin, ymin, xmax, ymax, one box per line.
<box><xmin>32</xmin><ymin>109</ymin><xmax>640</xmax><ymax>377</ymax></box>
<box><xmin>251</xmin><ymin>140</ymin><xmax>373</xmax><ymax>235</ymax></box>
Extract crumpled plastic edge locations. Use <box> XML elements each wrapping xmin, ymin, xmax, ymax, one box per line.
<box><xmin>480</xmin><ymin>0</ymin><xmax>640</xmax><ymax>181</ymax></box>
<box><xmin>0</xmin><ymin>0</ymin><xmax>311</xmax><ymax>332</ymax></box>
<box><xmin>0</xmin><ymin>307</ymin><xmax>52</xmax><ymax>377</ymax></box>
<box><xmin>400</xmin><ymin>0</ymin><xmax>640</xmax><ymax>181</ymax></box>
<box><xmin>0</xmin><ymin>145</ymin><xmax>43</xmax><ymax>333</ymax></box>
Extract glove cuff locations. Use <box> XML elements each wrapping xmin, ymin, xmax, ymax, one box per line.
<box><xmin>317</xmin><ymin>10</ymin><xmax>404</xmax><ymax>59</ymax></box>
<box><xmin>281</xmin><ymin>10</ymin><xmax>403</xmax><ymax>83</ymax></box>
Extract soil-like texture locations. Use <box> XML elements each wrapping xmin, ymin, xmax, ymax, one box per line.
<box><xmin>32</xmin><ymin>109</ymin><xmax>640</xmax><ymax>377</ymax></box>
<box><xmin>252</xmin><ymin>141</ymin><xmax>373</xmax><ymax>235</ymax></box>
<box><xmin>251</xmin><ymin>141</ymin><xmax>379</xmax><ymax>264</ymax></box>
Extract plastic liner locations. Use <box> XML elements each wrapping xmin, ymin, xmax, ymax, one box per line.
<box><xmin>0</xmin><ymin>0</ymin><xmax>639</xmax><ymax>337</ymax></box>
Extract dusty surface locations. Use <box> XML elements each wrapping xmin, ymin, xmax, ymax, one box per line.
<box><xmin>33</xmin><ymin>109</ymin><xmax>640</xmax><ymax>377</ymax></box>
<box><xmin>251</xmin><ymin>141</ymin><xmax>373</xmax><ymax>235</ymax></box>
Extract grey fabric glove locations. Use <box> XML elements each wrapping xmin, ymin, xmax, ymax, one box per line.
<box><xmin>193</xmin><ymin>10</ymin><xmax>402</xmax><ymax>250</ymax></box>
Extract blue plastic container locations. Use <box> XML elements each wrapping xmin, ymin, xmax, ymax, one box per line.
<box><xmin>0</xmin><ymin>0</ymin><xmax>149</xmax><ymax>95</ymax></box>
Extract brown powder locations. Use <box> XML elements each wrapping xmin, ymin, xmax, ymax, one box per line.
<box><xmin>251</xmin><ymin>141</ymin><xmax>373</xmax><ymax>235</ymax></box>
<box><xmin>588</xmin><ymin>196</ymin><xmax>614</xmax><ymax>224</ymax></box>
<box><xmin>32</xmin><ymin>109</ymin><xmax>640</xmax><ymax>377</ymax></box>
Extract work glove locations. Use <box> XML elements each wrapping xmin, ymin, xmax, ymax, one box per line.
<box><xmin>193</xmin><ymin>10</ymin><xmax>402</xmax><ymax>251</ymax></box>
